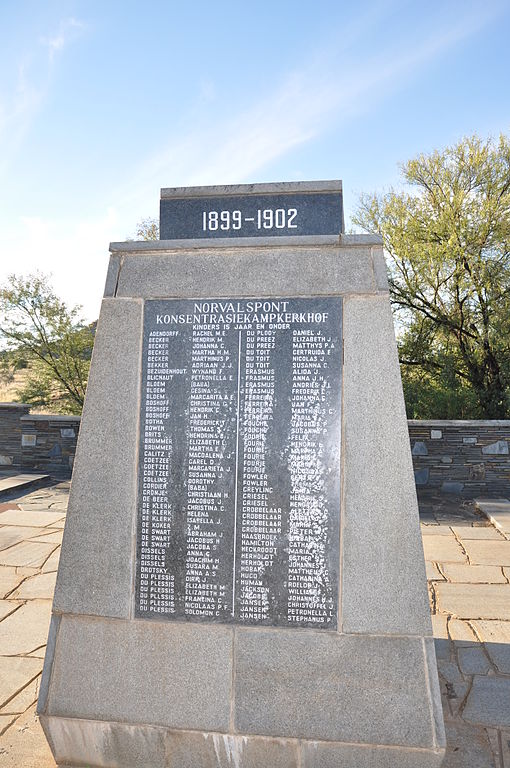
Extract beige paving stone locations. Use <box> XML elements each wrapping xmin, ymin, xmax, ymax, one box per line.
<box><xmin>49</xmin><ymin>519</ymin><xmax>66</xmax><ymax>529</ymax></box>
<box><xmin>448</xmin><ymin>618</ymin><xmax>478</xmax><ymax>644</ymax></box>
<box><xmin>0</xmin><ymin>600</ymin><xmax>23</xmax><ymax>621</ymax></box>
<box><xmin>0</xmin><ymin>541</ymin><xmax>57</xmax><ymax>568</ymax></box>
<box><xmin>0</xmin><ymin>657</ymin><xmax>43</xmax><ymax>709</ymax></box>
<box><xmin>431</xmin><ymin>613</ymin><xmax>449</xmax><ymax>638</ymax></box>
<box><xmin>11</xmin><ymin>572</ymin><xmax>57</xmax><ymax>600</ymax></box>
<box><xmin>441</xmin><ymin>564</ymin><xmax>507</xmax><ymax>584</ymax></box>
<box><xmin>28</xmin><ymin>531</ymin><xmax>63</xmax><ymax>545</ymax></box>
<box><xmin>0</xmin><ymin>568</ymin><xmax>25</xmax><ymax>598</ymax></box>
<box><xmin>421</xmin><ymin>525</ymin><xmax>453</xmax><ymax>536</ymax></box>
<box><xmin>0</xmin><ymin>600</ymin><xmax>52</xmax><ymax>654</ymax></box>
<box><xmin>463</xmin><ymin>540</ymin><xmax>510</xmax><ymax>566</ymax></box>
<box><xmin>0</xmin><ymin>526</ymin><xmax>53</xmax><ymax>553</ymax></box>
<box><xmin>426</xmin><ymin>561</ymin><xmax>445</xmax><ymax>580</ymax></box>
<box><xmin>0</xmin><ymin>703</ymin><xmax>56</xmax><ymax>768</ymax></box>
<box><xmin>472</xmin><ymin>620</ymin><xmax>510</xmax><ymax>674</ymax></box>
<box><xmin>0</xmin><ymin>714</ymin><xmax>16</xmax><ymax>736</ymax></box>
<box><xmin>0</xmin><ymin>677</ymin><xmax>40</xmax><ymax>715</ymax></box>
<box><xmin>435</xmin><ymin>583</ymin><xmax>510</xmax><ymax>620</ymax></box>
<box><xmin>41</xmin><ymin>547</ymin><xmax>61</xmax><ymax>574</ymax></box>
<box><xmin>0</xmin><ymin>510</ymin><xmax>65</xmax><ymax>528</ymax></box>
<box><xmin>451</xmin><ymin>525</ymin><xmax>504</xmax><ymax>540</ymax></box>
<box><xmin>422</xmin><ymin>535</ymin><xmax>467</xmax><ymax>563</ymax></box>
<box><xmin>504</xmin><ymin>567</ymin><xmax>510</xmax><ymax>581</ymax></box>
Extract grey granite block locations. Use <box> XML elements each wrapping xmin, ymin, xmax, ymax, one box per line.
<box><xmin>103</xmin><ymin>253</ymin><xmax>121</xmax><ymax>297</ymax></box>
<box><xmin>52</xmin><ymin>299</ymin><xmax>142</xmax><ymax>619</ymax></box>
<box><xmin>301</xmin><ymin>741</ymin><xmax>445</xmax><ymax>768</ymax></box>
<box><xmin>46</xmin><ymin>615</ymin><xmax>232</xmax><ymax>732</ymax></box>
<box><xmin>372</xmin><ymin>246</ymin><xmax>389</xmax><ymax>291</ymax></box>
<box><xmin>115</xmin><ymin>247</ymin><xmax>376</xmax><ymax>299</ymax></box>
<box><xmin>161</xmin><ymin>180</ymin><xmax>342</xmax><ymax>198</ymax></box>
<box><xmin>234</xmin><ymin>629</ymin><xmax>441</xmax><ymax>748</ymax></box>
<box><xmin>43</xmin><ymin>716</ymin><xmax>299</xmax><ymax>768</ymax></box>
<box><xmin>37</xmin><ymin>614</ymin><xmax>60</xmax><ymax>714</ymax></box>
<box><xmin>342</xmin><ymin>295</ymin><xmax>431</xmax><ymax>635</ymax></box>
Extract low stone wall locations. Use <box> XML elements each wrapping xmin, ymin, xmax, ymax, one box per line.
<box><xmin>0</xmin><ymin>403</ymin><xmax>80</xmax><ymax>478</ymax></box>
<box><xmin>0</xmin><ymin>403</ymin><xmax>30</xmax><ymax>467</ymax></box>
<box><xmin>409</xmin><ymin>420</ymin><xmax>510</xmax><ymax>497</ymax></box>
<box><xmin>20</xmin><ymin>413</ymin><xmax>80</xmax><ymax>477</ymax></box>
<box><xmin>2</xmin><ymin>404</ymin><xmax>510</xmax><ymax>492</ymax></box>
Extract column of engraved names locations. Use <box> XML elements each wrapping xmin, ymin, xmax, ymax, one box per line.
<box><xmin>238</xmin><ymin>328</ymin><xmax>282</xmax><ymax>621</ymax></box>
<box><xmin>139</xmin><ymin>330</ymin><xmax>175</xmax><ymax>615</ymax></box>
<box><xmin>185</xmin><ymin>324</ymin><xmax>233</xmax><ymax>618</ymax></box>
<box><xmin>288</xmin><ymin>328</ymin><xmax>334</xmax><ymax>625</ymax></box>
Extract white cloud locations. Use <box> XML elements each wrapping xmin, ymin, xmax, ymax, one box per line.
<box><xmin>41</xmin><ymin>17</ymin><xmax>86</xmax><ymax>62</ymax></box>
<box><xmin>1</xmin><ymin>209</ymin><xmax>118</xmax><ymax>322</ymax></box>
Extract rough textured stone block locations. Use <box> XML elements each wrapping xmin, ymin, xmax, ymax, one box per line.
<box><xmin>301</xmin><ymin>742</ymin><xmax>445</xmax><ymax>768</ymax></box>
<box><xmin>42</xmin><ymin>716</ymin><xmax>300</xmax><ymax>768</ymax></box>
<box><xmin>103</xmin><ymin>253</ymin><xmax>121</xmax><ymax>297</ymax></box>
<box><xmin>53</xmin><ymin>299</ymin><xmax>142</xmax><ymax>619</ymax></box>
<box><xmin>481</xmin><ymin>440</ymin><xmax>508</xmax><ymax>455</ymax></box>
<box><xmin>342</xmin><ymin>295</ymin><xmax>431</xmax><ymax>635</ymax></box>
<box><xmin>46</xmin><ymin>615</ymin><xmax>232</xmax><ymax>732</ymax></box>
<box><xmin>412</xmin><ymin>441</ymin><xmax>428</xmax><ymax>456</ymax></box>
<box><xmin>462</xmin><ymin>675</ymin><xmax>510</xmax><ymax>727</ymax></box>
<box><xmin>115</xmin><ymin>246</ymin><xmax>376</xmax><ymax>299</ymax></box>
<box><xmin>234</xmin><ymin>629</ymin><xmax>441</xmax><ymax>748</ymax></box>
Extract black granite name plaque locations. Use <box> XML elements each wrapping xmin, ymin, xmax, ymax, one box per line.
<box><xmin>159</xmin><ymin>191</ymin><xmax>343</xmax><ymax>240</ymax></box>
<box><xmin>135</xmin><ymin>297</ymin><xmax>342</xmax><ymax>629</ymax></box>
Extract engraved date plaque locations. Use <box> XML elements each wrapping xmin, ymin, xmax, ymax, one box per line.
<box><xmin>135</xmin><ymin>297</ymin><xmax>342</xmax><ymax>628</ymax></box>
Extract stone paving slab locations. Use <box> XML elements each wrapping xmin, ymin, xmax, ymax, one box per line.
<box><xmin>0</xmin><ymin>567</ymin><xmax>26</xmax><ymax>598</ymax></box>
<box><xmin>462</xmin><ymin>540</ymin><xmax>510</xmax><ymax>566</ymax></box>
<box><xmin>422</xmin><ymin>535</ymin><xmax>467</xmax><ymax>563</ymax></box>
<box><xmin>0</xmin><ymin>657</ymin><xmax>42</xmax><ymax>709</ymax></box>
<box><xmin>0</xmin><ymin>541</ymin><xmax>58</xmax><ymax>568</ymax></box>
<box><xmin>0</xmin><ymin>474</ymin><xmax>50</xmax><ymax>498</ymax></box>
<box><xmin>0</xmin><ymin>510</ymin><xmax>65</xmax><ymax>528</ymax></box>
<box><xmin>439</xmin><ymin>563</ymin><xmax>507</xmax><ymax>583</ymax></box>
<box><xmin>0</xmin><ymin>600</ymin><xmax>53</xmax><ymax>654</ymax></box>
<box><xmin>475</xmin><ymin>499</ymin><xmax>510</xmax><ymax>537</ymax></box>
<box><xmin>451</xmin><ymin>525</ymin><xmax>505</xmax><ymax>540</ymax></box>
<box><xmin>0</xmin><ymin>599</ymin><xmax>23</xmax><ymax>621</ymax></box>
<box><xmin>463</xmin><ymin>676</ymin><xmax>510</xmax><ymax>728</ymax></box>
<box><xmin>435</xmin><ymin>583</ymin><xmax>510</xmax><ymax>620</ymax></box>
<box><xmin>0</xmin><ymin>526</ymin><xmax>56</xmax><ymax>553</ymax></box>
<box><xmin>11</xmin><ymin>572</ymin><xmax>57</xmax><ymax>600</ymax></box>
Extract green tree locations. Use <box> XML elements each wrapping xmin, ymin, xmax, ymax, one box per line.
<box><xmin>134</xmin><ymin>217</ymin><xmax>159</xmax><ymax>240</ymax></box>
<box><xmin>0</xmin><ymin>274</ymin><xmax>95</xmax><ymax>414</ymax></box>
<box><xmin>354</xmin><ymin>134</ymin><xmax>510</xmax><ymax>418</ymax></box>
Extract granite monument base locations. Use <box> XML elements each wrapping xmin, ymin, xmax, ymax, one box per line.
<box><xmin>38</xmin><ymin>192</ymin><xmax>445</xmax><ymax>767</ymax></box>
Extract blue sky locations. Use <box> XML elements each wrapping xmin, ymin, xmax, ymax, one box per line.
<box><xmin>1</xmin><ymin>0</ymin><xmax>509</xmax><ymax>320</ymax></box>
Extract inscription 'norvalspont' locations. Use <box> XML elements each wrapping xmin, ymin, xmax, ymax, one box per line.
<box><xmin>135</xmin><ymin>297</ymin><xmax>342</xmax><ymax>629</ymax></box>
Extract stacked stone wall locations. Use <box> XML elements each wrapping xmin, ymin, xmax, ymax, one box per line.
<box><xmin>409</xmin><ymin>420</ymin><xmax>510</xmax><ymax>497</ymax></box>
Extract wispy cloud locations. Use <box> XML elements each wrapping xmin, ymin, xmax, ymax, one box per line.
<box><xmin>41</xmin><ymin>17</ymin><xmax>86</xmax><ymax>62</ymax></box>
<box><xmin>120</xmin><ymin>0</ymin><xmax>503</xmax><ymax>214</ymax></box>
<box><xmin>0</xmin><ymin>17</ymin><xmax>86</xmax><ymax>175</ymax></box>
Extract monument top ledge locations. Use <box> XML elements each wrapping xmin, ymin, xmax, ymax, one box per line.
<box><xmin>159</xmin><ymin>179</ymin><xmax>346</xmax><ymax>240</ymax></box>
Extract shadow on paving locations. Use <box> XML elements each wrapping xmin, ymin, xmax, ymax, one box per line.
<box><xmin>418</xmin><ymin>489</ymin><xmax>510</xmax><ymax>767</ymax></box>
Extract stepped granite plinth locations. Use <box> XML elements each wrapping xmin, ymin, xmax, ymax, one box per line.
<box><xmin>38</xmin><ymin>182</ymin><xmax>445</xmax><ymax>768</ymax></box>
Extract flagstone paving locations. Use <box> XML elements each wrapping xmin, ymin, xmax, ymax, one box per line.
<box><xmin>0</xmin><ymin>482</ymin><xmax>509</xmax><ymax>766</ymax></box>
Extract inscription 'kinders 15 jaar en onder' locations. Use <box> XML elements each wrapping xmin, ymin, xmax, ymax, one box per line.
<box><xmin>135</xmin><ymin>297</ymin><xmax>342</xmax><ymax>629</ymax></box>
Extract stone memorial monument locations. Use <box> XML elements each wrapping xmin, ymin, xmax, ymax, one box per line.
<box><xmin>38</xmin><ymin>181</ymin><xmax>445</xmax><ymax>767</ymax></box>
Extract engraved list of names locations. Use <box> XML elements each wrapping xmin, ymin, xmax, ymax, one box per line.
<box><xmin>135</xmin><ymin>297</ymin><xmax>342</xmax><ymax>629</ymax></box>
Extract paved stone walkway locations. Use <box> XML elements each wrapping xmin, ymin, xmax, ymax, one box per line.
<box><xmin>0</xmin><ymin>481</ymin><xmax>508</xmax><ymax>767</ymax></box>
<box><xmin>420</xmin><ymin>490</ymin><xmax>510</xmax><ymax>768</ymax></box>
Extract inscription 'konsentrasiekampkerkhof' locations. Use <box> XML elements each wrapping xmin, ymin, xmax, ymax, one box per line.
<box><xmin>135</xmin><ymin>297</ymin><xmax>342</xmax><ymax>629</ymax></box>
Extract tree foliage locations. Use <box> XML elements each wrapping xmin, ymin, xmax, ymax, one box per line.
<box><xmin>0</xmin><ymin>274</ymin><xmax>95</xmax><ymax>414</ymax></box>
<box><xmin>354</xmin><ymin>134</ymin><xmax>510</xmax><ymax>418</ymax></box>
<box><xmin>134</xmin><ymin>217</ymin><xmax>159</xmax><ymax>240</ymax></box>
